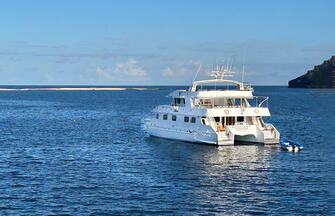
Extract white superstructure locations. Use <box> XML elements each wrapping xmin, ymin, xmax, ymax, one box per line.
<box><xmin>144</xmin><ymin>67</ymin><xmax>280</xmax><ymax>145</ymax></box>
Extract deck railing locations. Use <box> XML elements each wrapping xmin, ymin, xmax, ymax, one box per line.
<box><xmin>193</xmin><ymin>96</ymin><xmax>269</xmax><ymax>108</ymax></box>
<box><xmin>263</xmin><ymin>123</ymin><xmax>279</xmax><ymax>139</ymax></box>
<box><xmin>242</xmin><ymin>82</ymin><xmax>253</xmax><ymax>91</ymax></box>
<box><xmin>251</xmin><ymin>96</ymin><xmax>269</xmax><ymax>108</ymax></box>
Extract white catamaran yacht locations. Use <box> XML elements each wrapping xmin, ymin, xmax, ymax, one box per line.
<box><xmin>144</xmin><ymin>66</ymin><xmax>280</xmax><ymax>145</ymax></box>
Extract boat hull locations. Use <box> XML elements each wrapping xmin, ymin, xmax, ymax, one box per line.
<box><xmin>280</xmin><ymin>140</ymin><xmax>303</xmax><ymax>152</ymax></box>
<box><xmin>145</xmin><ymin>124</ymin><xmax>219</xmax><ymax>145</ymax></box>
<box><xmin>144</xmin><ymin>123</ymin><xmax>278</xmax><ymax>146</ymax></box>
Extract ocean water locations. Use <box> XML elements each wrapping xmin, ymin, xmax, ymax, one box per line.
<box><xmin>0</xmin><ymin>86</ymin><xmax>334</xmax><ymax>215</ymax></box>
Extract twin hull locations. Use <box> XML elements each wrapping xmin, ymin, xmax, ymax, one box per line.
<box><xmin>145</xmin><ymin>120</ymin><xmax>279</xmax><ymax>146</ymax></box>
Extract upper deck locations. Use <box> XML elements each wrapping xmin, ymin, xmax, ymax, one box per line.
<box><xmin>169</xmin><ymin>89</ymin><xmax>253</xmax><ymax>99</ymax></box>
<box><xmin>190</xmin><ymin>79</ymin><xmax>253</xmax><ymax>92</ymax></box>
<box><xmin>170</xmin><ymin>78</ymin><xmax>254</xmax><ymax>99</ymax></box>
<box><xmin>167</xmin><ymin>78</ymin><xmax>270</xmax><ymax>116</ymax></box>
<box><xmin>193</xmin><ymin>89</ymin><xmax>253</xmax><ymax>99</ymax></box>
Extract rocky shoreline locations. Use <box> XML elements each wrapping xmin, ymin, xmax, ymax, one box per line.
<box><xmin>288</xmin><ymin>56</ymin><xmax>335</xmax><ymax>88</ymax></box>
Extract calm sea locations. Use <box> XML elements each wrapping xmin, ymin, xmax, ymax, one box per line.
<box><xmin>0</xmin><ymin>86</ymin><xmax>334</xmax><ymax>215</ymax></box>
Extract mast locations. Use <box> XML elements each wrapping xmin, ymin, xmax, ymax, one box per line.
<box><xmin>242</xmin><ymin>63</ymin><xmax>245</xmax><ymax>90</ymax></box>
<box><xmin>190</xmin><ymin>63</ymin><xmax>202</xmax><ymax>91</ymax></box>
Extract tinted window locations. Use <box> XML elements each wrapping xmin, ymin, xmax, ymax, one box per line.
<box><xmin>191</xmin><ymin>117</ymin><xmax>196</xmax><ymax>123</ymax></box>
<box><xmin>184</xmin><ymin>116</ymin><xmax>189</xmax><ymax>122</ymax></box>
<box><xmin>237</xmin><ymin>116</ymin><xmax>244</xmax><ymax>122</ymax></box>
<box><xmin>172</xmin><ymin>115</ymin><xmax>177</xmax><ymax>121</ymax></box>
<box><xmin>163</xmin><ymin>114</ymin><xmax>168</xmax><ymax>120</ymax></box>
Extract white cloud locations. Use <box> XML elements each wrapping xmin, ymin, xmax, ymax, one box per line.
<box><xmin>96</xmin><ymin>58</ymin><xmax>147</xmax><ymax>82</ymax></box>
<box><xmin>162</xmin><ymin>59</ymin><xmax>201</xmax><ymax>78</ymax></box>
<box><xmin>114</xmin><ymin>58</ymin><xmax>146</xmax><ymax>77</ymax></box>
<box><xmin>163</xmin><ymin>67</ymin><xmax>173</xmax><ymax>77</ymax></box>
<box><xmin>96</xmin><ymin>66</ymin><xmax>113</xmax><ymax>80</ymax></box>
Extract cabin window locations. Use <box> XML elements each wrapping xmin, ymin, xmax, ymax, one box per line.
<box><xmin>237</xmin><ymin>116</ymin><xmax>244</xmax><ymax>122</ymax></box>
<box><xmin>214</xmin><ymin>117</ymin><xmax>220</xmax><ymax>123</ymax></box>
<box><xmin>172</xmin><ymin>115</ymin><xmax>177</xmax><ymax>121</ymax></box>
<box><xmin>163</xmin><ymin>114</ymin><xmax>168</xmax><ymax>120</ymax></box>
<box><xmin>226</xmin><ymin>117</ymin><xmax>235</xmax><ymax>125</ymax></box>
<box><xmin>227</xmin><ymin>99</ymin><xmax>234</xmax><ymax>107</ymax></box>
<box><xmin>174</xmin><ymin>98</ymin><xmax>185</xmax><ymax>106</ymax></box>
<box><xmin>184</xmin><ymin>116</ymin><xmax>189</xmax><ymax>122</ymax></box>
<box><xmin>200</xmin><ymin>99</ymin><xmax>211</xmax><ymax>105</ymax></box>
<box><xmin>191</xmin><ymin>117</ymin><xmax>196</xmax><ymax>123</ymax></box>
<box><xmin>156</xmin><ymin>113</ymin><xmax>159</xmax><ymax>119</ymax></box>
<box><xmin>201</xmin><ymin>117</ymin><xmax>206</xmax><ymax>125</ymax></box>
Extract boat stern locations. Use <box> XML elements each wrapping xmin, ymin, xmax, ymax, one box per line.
<box><xmin>224</xmin><ymin>124</ymin><xmax>280</xmax><ymax>145</ymax></box>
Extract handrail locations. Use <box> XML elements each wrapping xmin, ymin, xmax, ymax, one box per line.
<box><xmin>191</xmin><ymin>79</ymin><xmax>243</xmax><ymax>91</ymax></box>
<box><xmin>258</xmin><ymin>97</ymin><xmax>269</xmax><ymax>107</ymax></box>
<box><xmin>193</xmin><ymin>96</ymin><xmax>269</xmax><ymax>108</ymax></box>
<box><xmin>263</xmin><ymin>123</ymin><xmax>279</xmax><ymax>139</ymax></box>
<box><xmin>253</xmin><ymin>96</ymin><xmax>269</xmax><ymax>108</ymax></box>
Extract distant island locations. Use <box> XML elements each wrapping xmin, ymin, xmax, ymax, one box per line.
<box><xmin>288</xmin><ymin>56</ymin><xmax>335</xmax><ymax>88</ymax></box>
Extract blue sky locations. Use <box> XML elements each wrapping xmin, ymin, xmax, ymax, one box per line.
<box><xmin>1</xmin><ymin>0</ymin><xmax>334</xmax><ymax>85</ymax></box>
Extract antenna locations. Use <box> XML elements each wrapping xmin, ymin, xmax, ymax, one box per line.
<box><xmin>242</xmin><ymin>62</ymin><xmax>245</xmax><ymax>89</ymax></box>
<box><xmin>191</xmin><ymin>63</ymin><xmax>202</xmax><ymax>83</ymax></box>
<box><xmin>226</xmin><ymin>57</ymin><xmax>229</xmax><ymax>73</ymax></box>
<box><xmin>220</xmin><ymin>64</ymin><xmax>225</xmax><ymax>79</ymax></box>
<box><xmin>229</xmin><ymin>59</ymin><xmax>234</xmax><ymax>72</ymax></box>
<box><xmin>242</xmin><ymin>50</ymin><xmax>246</xmax><ymax>90</ymax></box>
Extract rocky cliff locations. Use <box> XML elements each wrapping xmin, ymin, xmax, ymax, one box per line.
<box><xmin>288</xmin><ymin>56</ymin><xmax>335</xmax><ymax>88</ymax></box>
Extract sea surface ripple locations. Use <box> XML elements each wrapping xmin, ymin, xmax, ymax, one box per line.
<box><xmin>0</xmin><ymin>86</ymin><xmax>334</xmax><ymax>215</ymax></box>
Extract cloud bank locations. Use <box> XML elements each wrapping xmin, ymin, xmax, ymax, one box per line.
<box><xmin>96</xmin><ymin>58</ymin><xmax>147</xmax><ymax>82</ymax></box>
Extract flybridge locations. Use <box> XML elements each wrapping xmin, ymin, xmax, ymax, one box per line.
<box><xmin>169</xmin><ymin>79</ymin><xmax>254</xmax><ymax>99</ymax></box>
<box><xmin>195</xmin><ymin>90</ymin><xmax>254</xmax><ymax>99</ymax></box>
<box><xmin>190</xmin><ymin>79</ymin><xmax>252</xmax><ymax>91</ymax></box>
<box><xmin>189</xmin><ymin>61</ymin><xmax>253</xmax><ymax>91</ymax></box>
<box><xmin>170</xmin><ymin>89</ymin><xmax>254</xmax><ymax>99</ymax></box>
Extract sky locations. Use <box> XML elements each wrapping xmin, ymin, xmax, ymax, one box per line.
<box><xmin>1</xmin><ymin>0</ymin><xmax>334</xmax><ymax>85</ymax></box>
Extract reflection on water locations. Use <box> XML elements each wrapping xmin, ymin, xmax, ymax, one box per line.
<box><xmin>145</xmin><ymin>137</ymin><xmax>280</xmax><ymax>214</ymax></box>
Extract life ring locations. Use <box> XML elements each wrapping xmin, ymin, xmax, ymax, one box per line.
<box><xmin>254</xmin><ymin>109</ymin><xmax>259</xmax><ymax>114</ymax></box>
<box><xmin>224</xmin><ymin>109</ymin><xmax>229</xmax><ymax>115</ymax></box>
